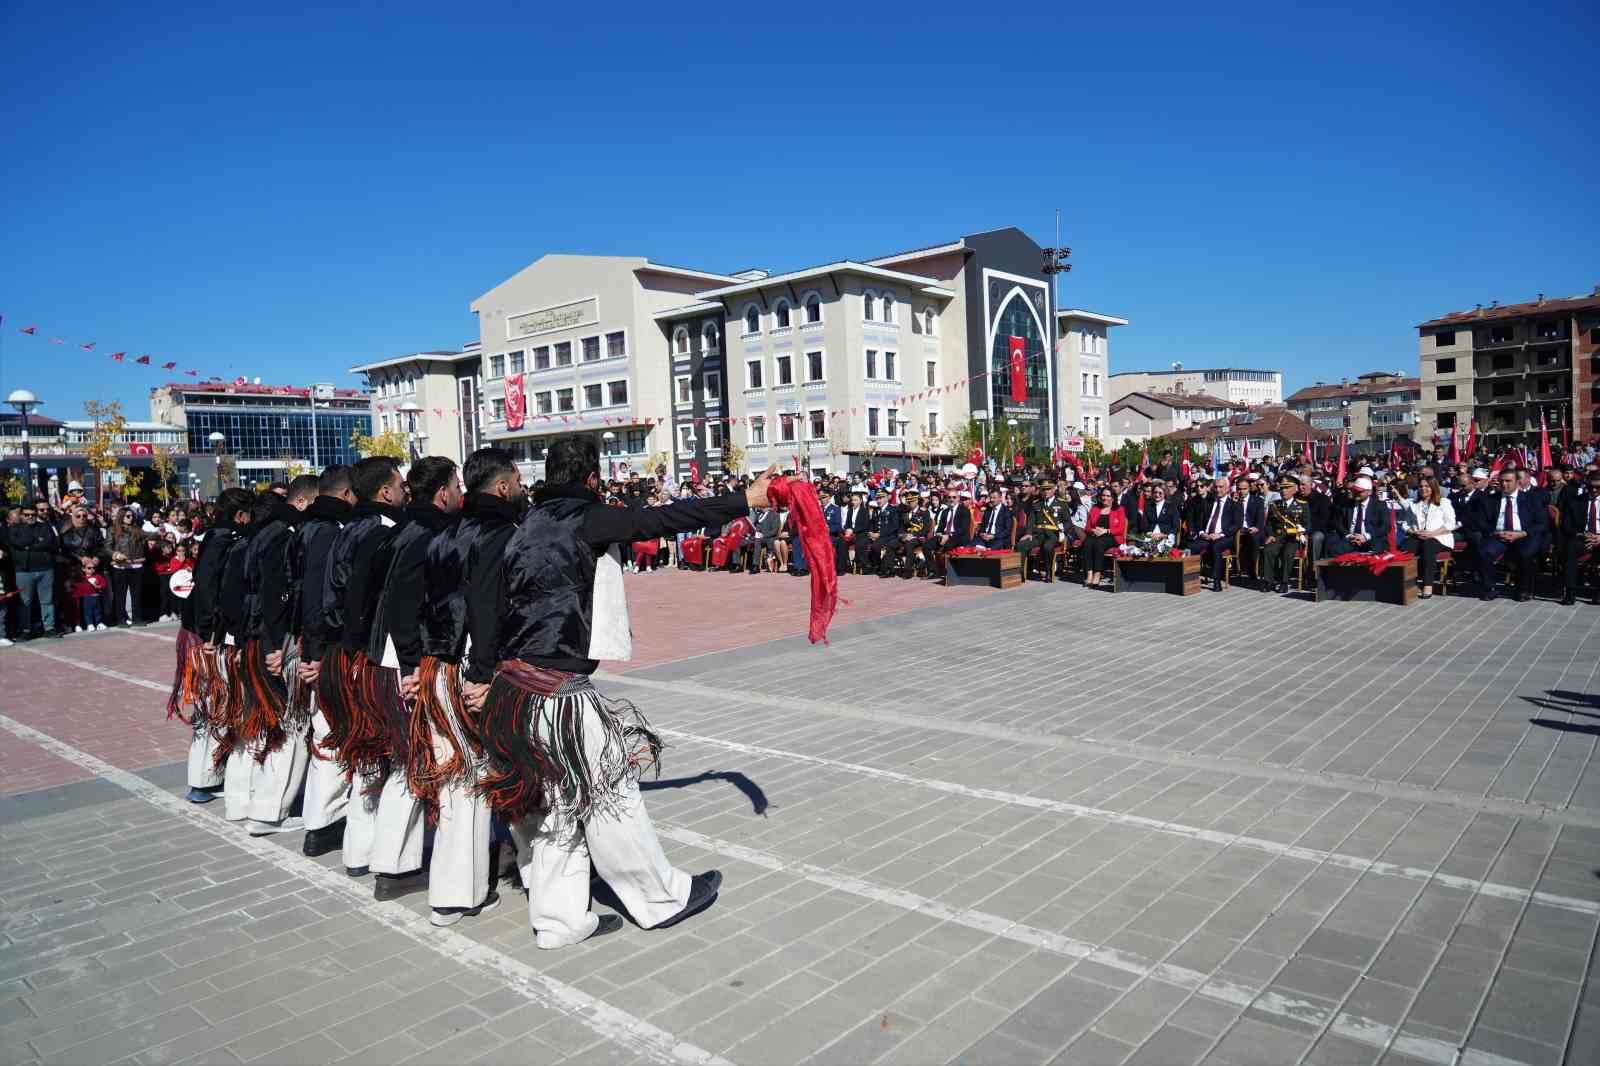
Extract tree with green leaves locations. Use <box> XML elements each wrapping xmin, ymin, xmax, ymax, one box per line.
<box><xmin>83</xmin><ymin>399</ymin><xmax>127</xmax><ymax>507</ymax></box>
<box><xmin>350</xmin><ymin>427</ymin><xmax>408</xmax><ymax>460</ymax></box>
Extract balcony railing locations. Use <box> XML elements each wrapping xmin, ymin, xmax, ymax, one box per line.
<box><xmin>1475</xmin><ymin>391</ymin><xmax>1526</xmax><ymax>406</ymax></box>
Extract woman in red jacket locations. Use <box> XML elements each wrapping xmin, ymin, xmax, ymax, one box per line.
<box><xmin>1083</xmin><ymin>487</ymin><xmax>1127</xmax><ymax>589</ymax></box>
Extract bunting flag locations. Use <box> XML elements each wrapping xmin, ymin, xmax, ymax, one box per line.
<box><xmin>1335</xmin><ymin>430</ymin><xmax>1348</xmax><ymax>484</ymax></box>
<box><xmin>135</xmin><ymin>355</ymin><xmax>151</xmax><ymax>365</ymax></box>
<box><xmin>18</xmin><ymin>325</ymin><xmax>36</xmax><ymax>334</ymax></box>
<box><xmin>1538</xmin><ymin>410</ymin><xmax>1552</xmax><ymax>483</ymax></box>
<box><xmin>1302</xmin><ymin>436</ymin><xmax>1313</xmax><ymax>465</ymax></box>
<box><xmin>80</xmin><ymin>342</ymin><xmax>95</xmax><ymax>350</ymax></box>
<box><xmin>1463</xmin><ymin>419</ymin><xmax>1477</xmax><ymax>459</ymax></box>
<box><xmin>1448</xmin><ymin>423</ymin><xmax>1459</xmax><ymax>464</ymax></box>
<box><xmin>161</xmin><ymin>361</ymin><xmax>176</xmax><ymax>370</ymax></box>
<box><xmin>110</xmin><ymin>352</ymin><xmax>125</xmax><ymax>362</ymax></box>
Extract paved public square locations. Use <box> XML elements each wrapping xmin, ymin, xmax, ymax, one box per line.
<box><xmin>2</xmin><ymin>572</ymin><xmax>1598</xmax><ymax>1066</ymax></box>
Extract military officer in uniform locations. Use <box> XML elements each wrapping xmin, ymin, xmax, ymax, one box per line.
<box><xmin>1260</xmin><ymin>475</ymin><xmax>1310</xmax><ymax>594</ymax></box>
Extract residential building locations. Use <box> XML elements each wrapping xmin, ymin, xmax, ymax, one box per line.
<box><xmin>1106</xmin><ymin>392</ymin><xmax>1243</xmax><ymax>449</ymax></box>
<box><xmin>655</xmin><ymin>302</ymin><xmax>730</xmax><ymax>482</ymax></box>
<box><xmin>1056</xmin><ymin>309</ymin><xmax>1127</xmax><ymax>443</ymax></box>
<box><xmin>1285</xmin><ymin>371</ymin><xmax>1421</xmax><ymax>450</ymax></box>
<box><xmin>350</xmin><ymin>344</ymin><xmax>483</xmax><ymax>464</ymax></box>
<box><xmin>1169</xmin><ymin>406</ymin><xmax>1328</xmax><ymax>460</ymax></box>
<box><xmin>1417</xmin><ymin>289</ymin><xmax>1600</xmax><ymax>448</ymax></box>
<box><xmin>149</xmin><ymin>379</ymin><xmax>371</xmax><ymax>484</ymax></box>
<box><xmin>1109</xmin><ymin>367</ymin><xmax>1282</xmax><ymax>407</ymax></box>
<box><xmin>469</xmin><ymin>256</ymin><xmax>738</xmax><ymax>479</ymax></box>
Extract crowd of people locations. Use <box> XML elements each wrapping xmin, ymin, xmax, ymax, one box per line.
<box><xmin>0</xmin><ymin>485</ymin><xmax>203</xmax><ymax>644</ymax></box>
<box><xmin>590</xmin><ymin>438</ymin><xmax>1600</xmax><ymax>606</ymax></box>
<box><xmin>1</xmin><ymin>434</ymin><xmax>1595</xmax><ymax>949</ymax></box>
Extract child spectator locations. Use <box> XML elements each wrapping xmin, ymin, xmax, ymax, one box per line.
<box><xmin>74</xmin><ymin>557</ymin><xmax>108</xmax><ymax>631</ymax></box>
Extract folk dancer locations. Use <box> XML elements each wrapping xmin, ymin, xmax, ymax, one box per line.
<box><xmin>475</xmin><ymin>437</ymin><xmax>774</xmax><ymax>948</ymax></box>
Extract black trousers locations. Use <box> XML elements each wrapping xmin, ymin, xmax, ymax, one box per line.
<box><xmin>1196</xmin><ymin>536</ymin><xmax>1231</xmax><ymax>583</ymax></box>
<box><xmin>1084</xmin><ymin>533</ymin><xmax>1118</xmax><ymax>573</ymax></box>
<box><xmin>1401</xmin><ymin>535</ymin><xmax>1441</xmax><ymax>586</ymax></box>
<box><xmin>1477</xmin><ymin>535</ymin><xmax>1540</xmax><ymax>593</ymax></box>
<box><xmin>109</xmin><ymin>567</ymin><xmax>142</xmax><ymax>625</ymax></box>
<box><xmin>1564</xmin><ymin>535</ymin><xmax>1597</xmax><ymax>595</ymax></box>
<box><xmin>832</xmin><ymin>535</ymin><xmax>852</xmax><ymax>575</ymax></box>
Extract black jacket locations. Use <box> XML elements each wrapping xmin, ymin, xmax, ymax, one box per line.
<box><xmin>368</xmin><ymin>502</ymin><xmax>458</xmax><ymax>673</ymax></box>
<box><xmin>498</xmin><ymin>483</ymin><xmax>747</xmax><ymax>675</ymax></box>
<box><xmin>424</xmin><ymin>492</ymin><xmax>522</xmax><ymax>682</ymax></box>
<box><xmin>323</xmin><ymin>501</ymin><xmax>408</xmax><ymax>657</ymax></box>
<box><xmin>295</xmin><ymin>496</ymin><xmax>351</xmax><ymax>659</ymax></box>
<box><xmin>870</xmin><ymin>505</ymin><xmax>901</xmax><ymax>540</ymax></box>
<box><xmin>4</xmin><ymin>520</ymin><xmax>60</xmax><ymax>573</ymax></box>
<box><xmin>59</xmin><ymin>523</ymin><xmax>106</xmax><ymax>563</ymax></box>
<box><xmin>219</xmin><ymin>527</ymin><xmax>256</xmax><ymax>644</ymax></box>
<box><xmin>243</xmin><ymin>498</ymin><xmax>301</xmax><ymax>648</ymax></box>
<box><xmin>1561</xmin><ymin>486</ymin><xmax>1597</xmax><ymax>538</ymax></box>
<box><xmin>1137</xmin><ymin>500</ymin><xmax>1180</xmax><ymax>538</ymax></box>
<box><xmin>189</xmin><ymin>523</ymin><xmax>243</xmax><ymax>642</ymax></box>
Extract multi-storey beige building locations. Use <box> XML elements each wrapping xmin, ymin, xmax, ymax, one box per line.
<box><xmin>1285</xmin><ymin>371</ymin><xmax>1421</xmax><ymax>450</ymax></box>
<box><xmin>1056</xmin><ymin>309</ymin><xmax>1127</xmax><ymax>442</ymax></box>
<box><xmin>1417</xmin><ymin>290</ymin><xmax>1600</xmax><ymax>450</ymax></box>
<box><xmin>1106</xmin><ymin>391</ymin><xmax>1243</xmax><ymax>448</ymax></box>
<box><xmin>1108</xmin><ymin>367</ymin><xmax>1282</xmax><ymax>407</ymax></box>
<box><xmin>350</xmin><ymin>346</ymin><xmax>482</xmax><ymax>465</ymax></box>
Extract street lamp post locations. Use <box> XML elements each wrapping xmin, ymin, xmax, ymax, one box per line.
<box><xmin>208</xmin><ymin>431</ymin><xmax>227</xmax><ymax>492</ymax></box>
<box><xmin>1006</xmin><ymin>417</ymin><xmax>1019</xmax><ymax>470</ymax></box>
<box><xmin>896</xmin><ymin>418</ymin><xmax>910</xmax><ymax>471</ymax></box>
<box><xmin>973</xmin><ymin>409</ymin><xmax>989</xmax><ymax>460</ymax></box>
<box><xmin>602</xmin><ymin>430</ymin><xmax>616</xmax><ymax>479</ymax></box>
<box><xmin>6</xmin><ymin>389</ymin><xmax>40</xmax><ymax>504</ymax></box>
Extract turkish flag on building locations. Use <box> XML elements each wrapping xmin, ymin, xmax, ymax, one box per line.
<box><xmin>689</xmin><ymin>461</ymin><xmax>700</xmax><ymax>483</ymax></box>
<box><xmin>129</xmin><ymin>442</ymin><xmax>153</xmax><ymax>457</ymax></box>
<box><xmin>503</xmin><ymin>373</ymin><xmax>526</xmax><ymax>430</ymax></box>
<box><xmin>1007</xmin><ymin>336</ymin><xmax>1027</xmax><ymax>404</ymax></box>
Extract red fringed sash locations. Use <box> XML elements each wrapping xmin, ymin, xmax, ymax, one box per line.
<box><xmin>768</xmin><ymin>476</ymin><xmax>838</xmax><ymax>644</ymax></box>
<box><xmin>238</xmin><ymin>639</ymin><xmax>289</xmax><ymax>764</ymax></box>
<box><xmin>1325</xmin><ymin>550</ymin><xmax>1414</xmax><ymax>576</ymax></box>
<box><xmin>167</xmin><ymin>628</ymin><xmax>205</xmax><ymax>723</ymax></box>
<box><xmin>408</xmin><ymin>656</ymin><xmax>482</xmax><ymax>821</ymax></box>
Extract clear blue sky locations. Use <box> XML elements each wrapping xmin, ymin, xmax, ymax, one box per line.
<box><xmin>4</xmin><ymin>1</ymin><xmax>1596</xmax><ymax>424</ymax></box>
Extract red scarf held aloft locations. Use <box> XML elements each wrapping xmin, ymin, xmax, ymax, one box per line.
<box><xmin>767</xmin><ymin>476</ymin><xmax>838</xmax><ymax>644</ymax></box>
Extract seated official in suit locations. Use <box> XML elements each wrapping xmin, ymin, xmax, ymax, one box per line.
<box><xmin>1476</xmin><ymin>468</ymin><xmax>1549</xmax><ymax>602</ymax></box>
<box><xmin>930</xmin><ymin>490</ymin><xmax>972</xmax><ymax>558</ymax></box>
<box><xmin>1136</xmin><ymin>484</ymin><xmax>1181</xmax><ymax>541</ymax></box>
<box><xmin>1560</xmin><ymin>468</ymin><xmax>1600</xmax><ymax>605</ymax></box>
<box><xmin>1238</xmin><ymin>478</ymin><xmax>1268</xmax><ymax>584</ymax></box>
<box><xmin>834</xmin><ymin>489</ymin><xmax>869</xmax><ymax>574</ymax></box>
<box><xmin>1081</xmin><ymin>488</ymin><xmax>1128</xmax><ymax>590</ymax></box>
<box><xmin>742</xmin><ymin>506</ymin><xmax>780</xmax><ymax>574</ymax></box>
<box><xmin>1191</xmin><ymin>476</ymin><xmax>1241</xmax><ymax>590</ymax></box>
<box><xmin>1016</xmin><ymin>482</ymin><xmax>1069</xmax><ymax>580</ymax></box>
<box><xmin>1324</xmin><ymin>476</ymin><xmax>1391</xmax><ymax>557</ymax></box>
<box><xmin>1401</xmin><ymin>475</ymin><xmax>1455</xmax><ymax>598</ymax></box>
<box><xmin>972</xmin><ymin>488</ymin><xmax>1012</xmax><ymax>550</ymax></box>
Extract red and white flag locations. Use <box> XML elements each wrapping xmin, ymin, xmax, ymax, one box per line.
<box><xmin>502</xmin><ymin>373</ymin><xmax>526</xmax><ymax>430</ymax></box>
<box><xmin>1007</xmin><ymin>336</ymin><xmax>1027</xmax><ymax>404</ymax></box>
<box><xmin>110</xmin><ymin>352</ymin><xmax>125</xmax><ymax>362</ymax></box>
<box><xmin>135</xmin><ymin>355</ymin><xmax>151</xmax><ymax>365</ymax></box>
<box><xmin>80</xmin><ymin>342</ymin><xmax>95</xmax><ymax>350</ymax></box>
<box><xmin>129</xmin><ymin>442</ymin><xmax>154</xmax><ymax>457</ymax></box>
<box><xmin>18</xmin><ymin>325</ymin><xmax>36</xmax><ymax>335</ymax></box>
<box><xmin>162</xmin><ymin>361</ymin><xmax>177</xmax><ymax>370</ymax></box>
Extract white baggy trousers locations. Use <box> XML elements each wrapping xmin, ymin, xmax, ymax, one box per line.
<box><xmin>364</xmin><ymin>667</ymin><xmax>492</xmax><ymax>907</ymax></box>
<box><xmin>301</xmin><ymin>703</ymin><xmax>349</xmax><ymax>832</ymax></box>
<box><xmin>507</xmin><ymin>700</ymin><xmax>690</xmax><ymax>949</ymax></box>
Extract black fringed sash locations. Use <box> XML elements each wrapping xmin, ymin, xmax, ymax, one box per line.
<box><xmin>475</xmin><ymin>660</ymin><xmax>662</xmax><ymax>824</ymax></box>
<box><xmin>407</xmin><ymin>657</ymin><xmax>482</xmax><ymax>822</ymax></box>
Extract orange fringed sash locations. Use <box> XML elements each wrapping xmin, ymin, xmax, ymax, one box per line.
<box><xmin>406</xmin><ymin>656</ymin><xmax>484</xmax><ymax>822</ymax></box>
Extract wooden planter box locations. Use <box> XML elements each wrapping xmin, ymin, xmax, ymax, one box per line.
<box><xmin>1113</xmin><ymin>554</ymin><xmax>1201</xmax><ymax>596</ymax></box>
<box><xmin>945</xmin><ymin>551</ymin><xmax>1023</xmax><ymax>589</ymax></box>
<box><xmin>1315</xmin><ymin>557</ymin><xmax>1417</xmax><ymax>605</ymax></box>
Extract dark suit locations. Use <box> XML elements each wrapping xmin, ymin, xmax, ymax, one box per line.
<box><xmin>1304</xmin><ymin>491</ymin><xmax>1332</xmax><ymax>561</ymax></box>
<box><xmin>1325</xmin><ymin>496</ymin><xmax>1391</xmax><ymax>556</ymax></box>
<box><xmin>1192</xmin><ymin>495</ymin><xmax>1241</xmax><ymax>585</ymax></box>
<box><xmin>1475</xmin><ymin>489</ymin><xmax>1549</xmax><ymax>597</ymax></box>
<box><xmin>1137</xmin><ymin>500</ymin><xmax>1180</xmax><ymax>540</ymax></box>
<box><xmin>1560</xmin><ymin>487</ymin><xmax>1599</xmax><ymax>598</ymax></box>
<box><xmin>931</xmin><ymin>502</ymin><xmax>971</xmax><ymax>552</ymax></box>
<box><xmin>834</xmin><ymin>502</ymin><xmax>869</xmax><ymax>574</ymax></box>
<box><xmin>1238</xmin><ymin>494</ymin><xmax>1268</xmax><ymax>580</ymax></box>
<box><xmin>973</xmin><ymin>503</ymin><xmax>1011</xmax><ymax>549</ymax></box>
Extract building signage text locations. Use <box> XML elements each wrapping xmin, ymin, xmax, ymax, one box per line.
<box><xmin>507</xmin><ymin>298</ymin><xmax>597</xmax><ymax>340</ymax></box>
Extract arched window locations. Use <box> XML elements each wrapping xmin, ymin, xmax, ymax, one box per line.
<box><xmin>744</xmin><ymin>305</ymin><xmax>760</xmax><ymax>335</ymax></box>
<box><xmin>804</xmin><ymin>294</ymin><xmax>821</xmax><ymax>324</ymax></box>
<box><xmin>863</xmin><ymin>292</ymin><xmax>876</xmax><ymax>321</ymax></box>
<box><xmin>774</xmin><ymin>299</ymin><xmax>791</xmax><ymax>329</ymax></box>
<box><xmin>673</xmin><ymin>326</ymin><xmax>689</xmax><ymax>355</ymax></box>
<box><xmin>924</xmin><ymin>307</ymin><xmax>935</xmax><ymax>335</ymax></box>
<box><xmin>703</xmin><ymin>322</ymin><xmax>719</xmax><ymax>349</ymax></box>
<box><xmin>883</xmin><ymin>294</ymin><xmax>896</xmax><ymax>324</ymax></box>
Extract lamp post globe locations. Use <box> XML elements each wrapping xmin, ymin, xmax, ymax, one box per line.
<box><xmin>7</xmin><ymin>389</ymin><xmax>41</xmax><ymax>504</ymax></box>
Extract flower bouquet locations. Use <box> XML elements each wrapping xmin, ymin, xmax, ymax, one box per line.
<box><xmin>1110</xmin><ymin>531</ymin><xmax>1177</xmax><ymax>559</ymax></box>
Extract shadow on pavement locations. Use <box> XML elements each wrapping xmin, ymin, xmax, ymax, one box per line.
<box><xmin>643</xmin><ymin>770</ymin><xmax>770</xmax><ymax>816</ymax></box>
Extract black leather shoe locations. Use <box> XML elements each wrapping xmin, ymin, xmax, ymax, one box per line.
<box><xmin>1517</xmin><ymin>591</ymin><xmax>1534</xmax><ymax>603</ymax></box>
<box><xmin>653</xmin><ymin>870</ymin><xmax>722</xmax><ymax>929</ymax></box>
<box><xmin>373</xmin><ymin>870</ymin><xmax>425</xmax><ymax>901</ymax></box>
<box><xmin>1561</xmin><ymin>594</ymin><xmax>1577</xmax><ymax>606</ymax></box>
<box><xmin>431</xmin><ymin>889</ymin><xmax>501</xmax><ymax>927</ymax></box>
<box><xmin>302</xmin><ymin>819</ymin><xmax>346</xmax><ymax>857</ymax></box>
<box><xmin>346</xmin><ymin>865</ymin><xmax>369</xmax><ymax>878</ymax></box>
<box><xmin>588</xmin><ymin>914</ymin><xmax>626</xmax><ymax>940</ymax></box>
<box><xmin>1480</xmin><ymin>590</ymin><xmax>1495</xmax><ymax>601</ymax></box>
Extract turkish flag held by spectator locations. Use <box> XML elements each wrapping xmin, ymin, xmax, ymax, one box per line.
<box><xmin>503</xmin><ymin>373</ymin><xmax>526</xmax><ymax>430</ymax></box>
<box><xmin>1008</xmin><ymin>336</ymin><xmax>1026</xmax><ymax>404</ymax></box>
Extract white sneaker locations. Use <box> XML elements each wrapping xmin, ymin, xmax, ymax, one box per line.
<box><xmin>77</xmin><ymin>625</ymin><xmax>86</xmax><ymax>633</ymax></box>
<box><xmin>95</xmin><ymin>623</ymin><xmax>107</xmax><ymax>631</ymax></box>
<box><xmin>246</xmin><ymin>816</ymin><xmax>305</xmax><ymax>836</ymax></box>
<box><xmin>0</xmin><ymin>638</ymin><xmax>12</xmax><ymax>647</ymax></box>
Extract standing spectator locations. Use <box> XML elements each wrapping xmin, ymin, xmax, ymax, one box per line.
<box><xmin>74</xmin><ymin>557</ymin><xmax>108</xmax><ymax>631</ymax></box>
<box><xmin>5</xmin><ymin>501</ymin><xmax>63</xmax><ymax>638</ymax></box>
<box><xmin>155</xmin><ymin>540</ymin><xmax>195</xmax><ymax>619</ymax></box>
<box><xmin>108</xmin><ymin>507</ymin><xmax>147</xmax><ymax>625</ymax></box>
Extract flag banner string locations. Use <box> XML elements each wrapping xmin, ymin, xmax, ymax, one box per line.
<box><xmin>3</xmin><ymin>314</ymin><xmax>219</xmax><ymax>378</ymax></box>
